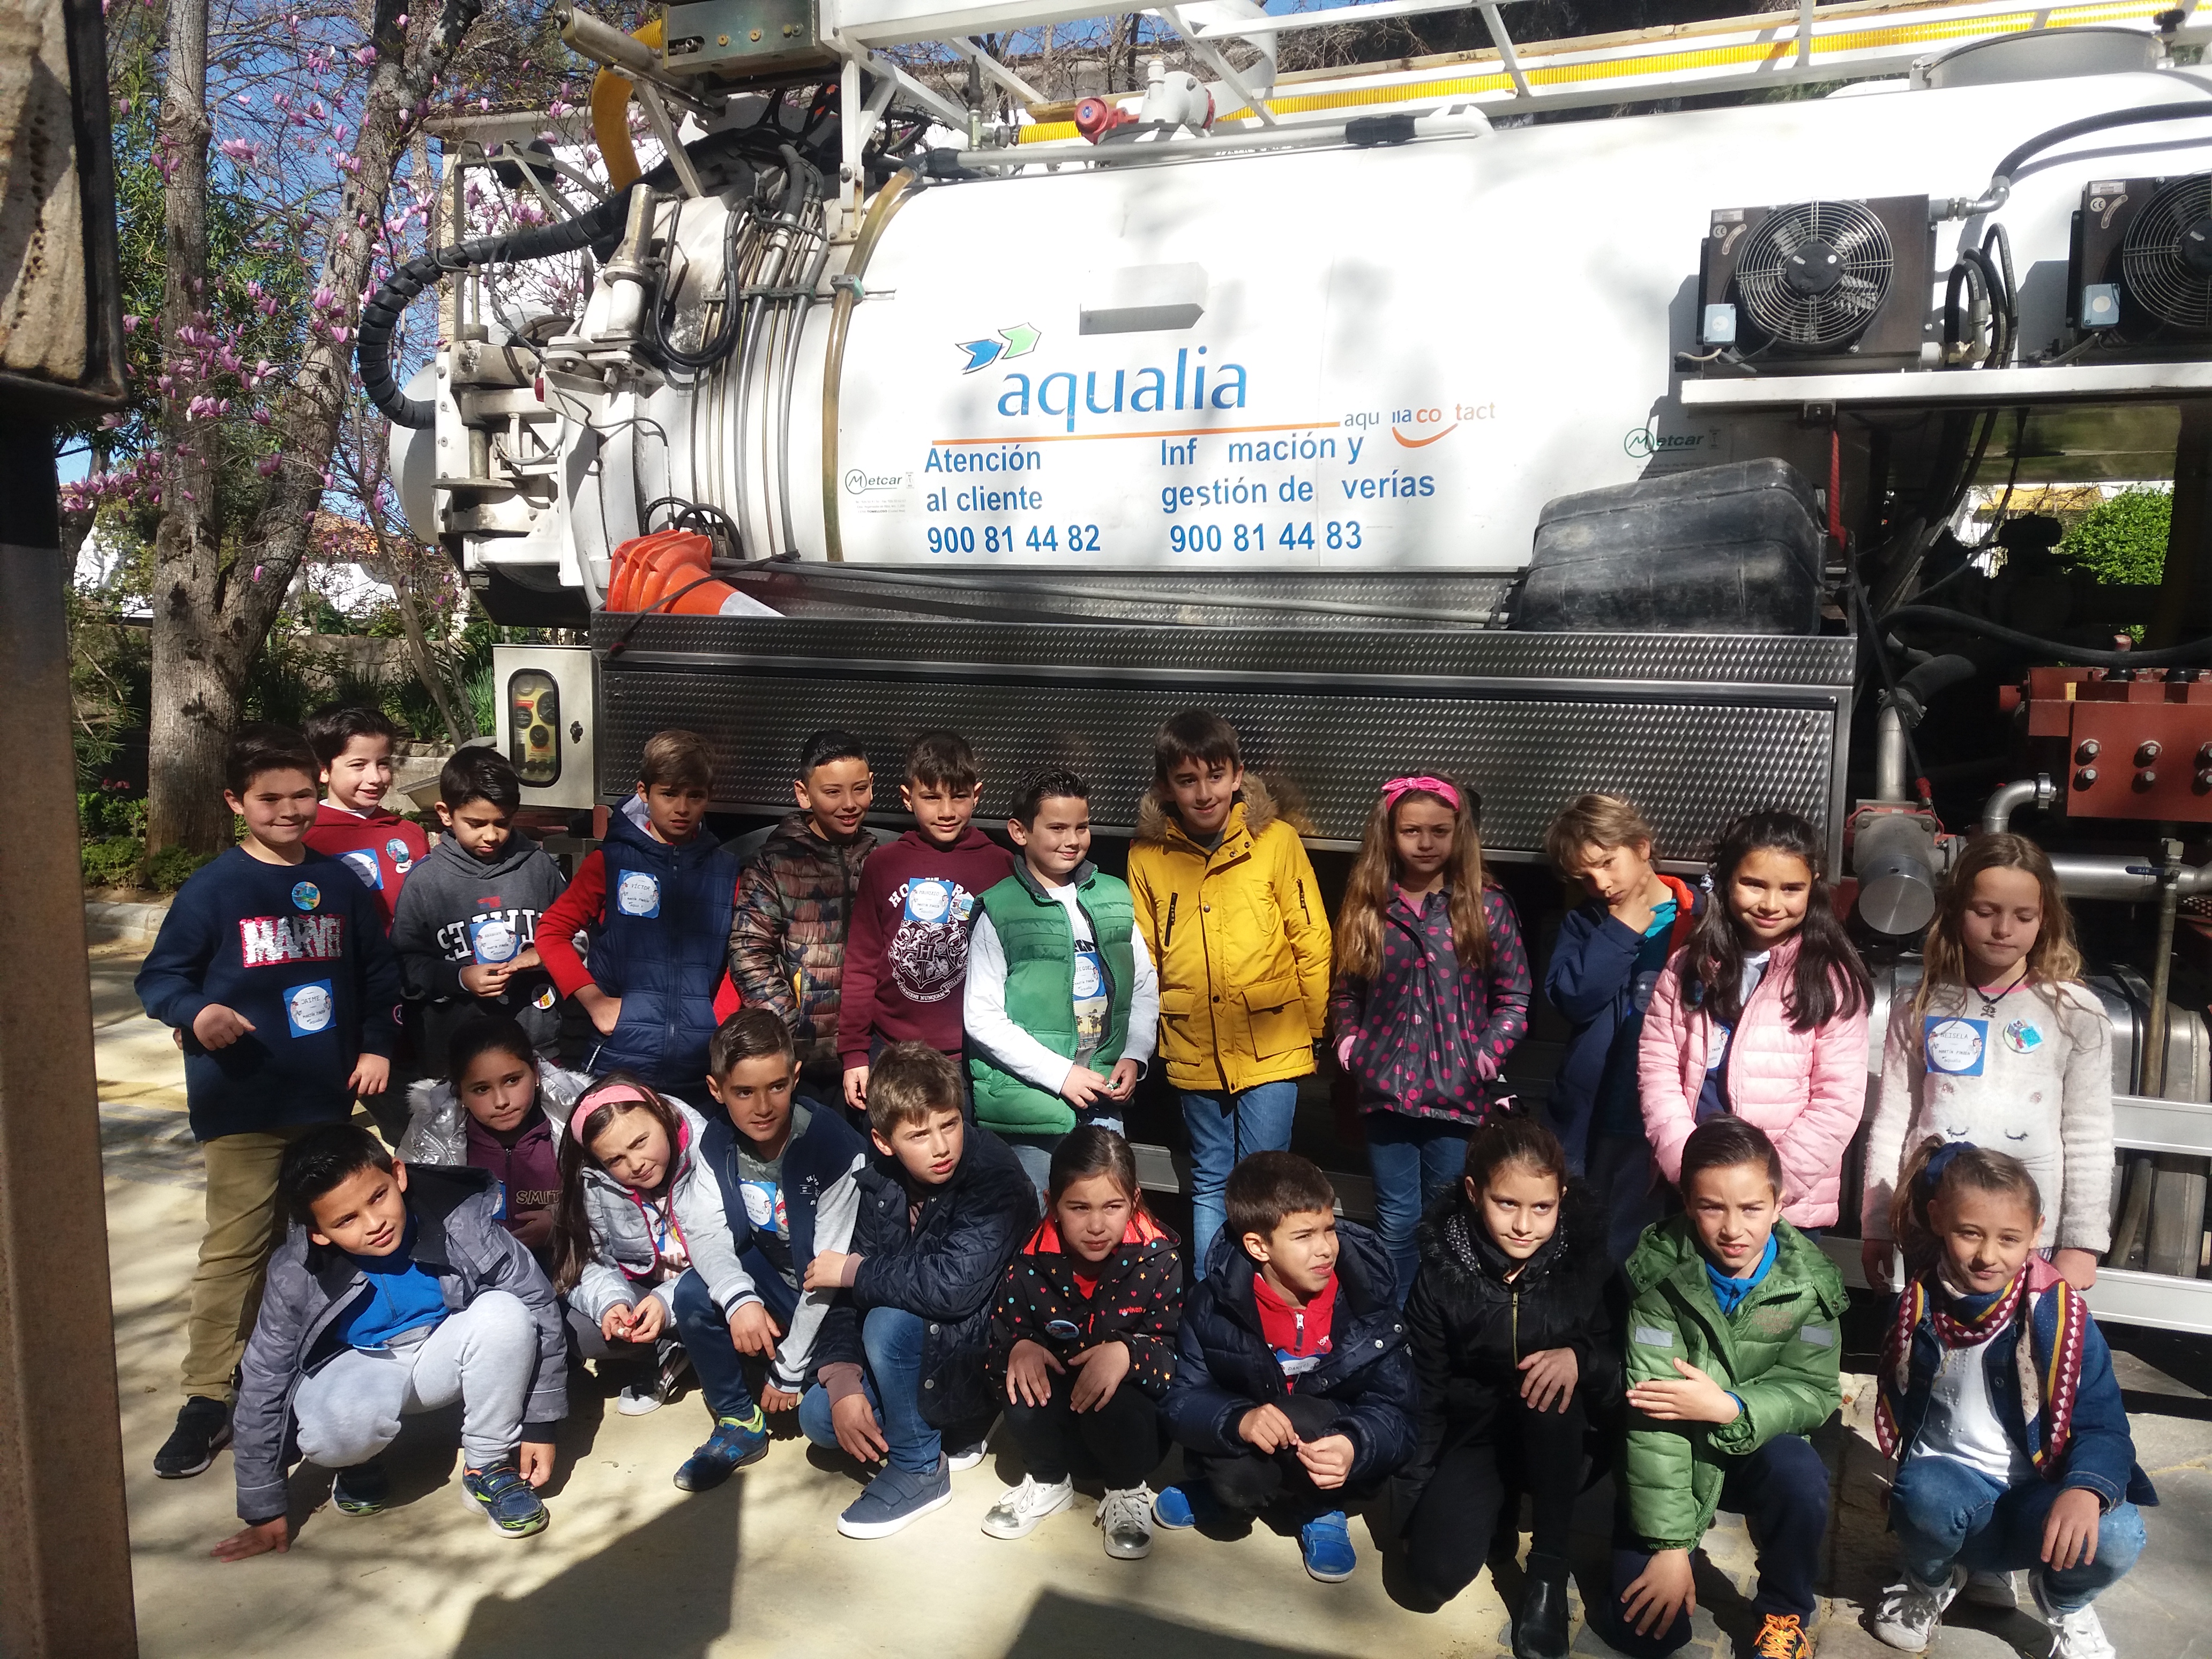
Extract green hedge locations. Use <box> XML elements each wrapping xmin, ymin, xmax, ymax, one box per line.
<box><xmin>146</xmin><ymin>845</ymin><xmax>214</xmax><ymax>893</ymax></box>
<box><xmin>81</xmin><ymin>836</ymin><xmax>144</xmax><ymax>888</ymax></box>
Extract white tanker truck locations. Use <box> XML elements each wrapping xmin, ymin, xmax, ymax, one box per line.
<box><xmin>371</xmin><ymin>0</ymin><xmax>2212</xmax><ymax>1328</ymax></box>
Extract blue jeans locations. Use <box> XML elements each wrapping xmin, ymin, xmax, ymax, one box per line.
<box><xmin>669</xmin><ymin>1271</ymin><xmax>758</xmax><ymax>1422</ymax></box>
<box><xmin>1183</xmin><ymin>1080</ymin><xmax>1301</xmax><ymax>1274</ymax></box>
<box><xmin>1004</xmin><ymin>1113</ymin><xmax>1124</xmax><ymax>1200</ymax></box>
<box><xmin>1891</xmin><ymin>1454</ymin><xmax>2145</xmax><ymax>1612</ymax></box>
<box><xmin>1366</xmin><ymin>1113</ymin><xmax>1470</xmax><ymax>1304</ymax></box>
<box><xmin>797</xmin><ymin>1305</ymin><xmax>938</xmax><ymax>1474</ymax></box>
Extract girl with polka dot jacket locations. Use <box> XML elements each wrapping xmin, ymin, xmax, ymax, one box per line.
<box><xmin>982</xmin><ymin>1127</ymin><xmax>1184</xmax><ymax>1559</ymax></box>
<box><xmin>1328</xmin><ymin>775</ymin><xmax>1532</xmax><ymax>1305</ymax></box>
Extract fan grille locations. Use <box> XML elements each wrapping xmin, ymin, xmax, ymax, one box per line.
<box><xmin>2121</xmin><ymin>175</ymin><xmax>2212</xmax><ymax>330</ymax></box>
<box><xmin>1735</xmin><ymin>200</ymin><xmax>1894</xmax><ymax>349</ymax></box>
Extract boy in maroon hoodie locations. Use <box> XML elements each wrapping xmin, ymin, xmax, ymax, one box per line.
<box><xmin>302</xmin><ymin>706</ymin><xmax>429</xmax><ymax>932</ymax></box>
<box><xmin>841</xmin><ymin>732</ymin><xmax>1014</xmax><ymax>1113</ymax></box>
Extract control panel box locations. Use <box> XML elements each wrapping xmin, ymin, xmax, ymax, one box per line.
<box><xmin>662</xmin><ymin>0</ymin><xmax>835</xmax><ymax>81</ymax></box>
<box><xmin>2014</xmin><ymin>666</ymin><xmax>2212</xmax><ymax>822</ymax></box>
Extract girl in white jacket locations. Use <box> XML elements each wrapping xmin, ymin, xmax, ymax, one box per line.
<box><xmin>1861</xmin><ymin>834</ymin><xmax>2113</xmax><ymax>1293</ymax></box>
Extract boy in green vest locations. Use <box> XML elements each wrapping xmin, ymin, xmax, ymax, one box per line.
<box><xmin>963</xmin><ymin>769</ymin><xmax>1160</xmax><ymax>1195</ymax></box>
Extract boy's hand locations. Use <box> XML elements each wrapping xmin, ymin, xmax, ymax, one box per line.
<box><xmin>512</xmin><ymin>946</ymin><xmax>542</xmax><ymax>971</ymax></box>
<box><xmin>576</xmin><ymin>984</ymin><xmax>621</xmax><ymax>1036</ymax></box>
<box><xmin>193</xmin><ymin>1004</ymin><xmax>256</xmax><ymax>1050</ymax></box>
<box><xmin>1611</xmin><ymin>885</ymin><xmax>1660</xmax><ymax>936</ymax></box>
<box><xmin>1067</xmin><ymin>1341</ymin><xmax>1131</xmax><ymax>1411</ymax></box>
<box><xmin>762</xmin><ymin>1383</ymin><xmax>802</xmax><ymax>1414</ymax></box>
<box><xmin>1295</xmin><ymin>1432</ymin><xmax>1355</xmax><ymax>1489</ymax></box>
<box><xmin>2053</xmin><ymin>1248</ymin><xmax>2099</xmax><ymax>1292</ymax></box>
<box><xmin>1059</xmin><ymin>1065</ymin><xmax>1111</xmax><ymax>1108</ymax></box>
<box><xmin>518</xmin><ymin>1440</ymin><xmax>556</xmax><ymax>1489</ymax></box>
<box><xmin>843</xmin><ymin>1065</ymin><xmax>869</xmax><ymax>1111</ymax></box>
<box><xmin>349</xmin><ymin>1054</ymin><xmax>390</xmax><ymax>1098</ymax></box>
<box><xmin>1627</xmin><ymin>1359</ymin><xmax>1739</xmax><ymax>1425</ymax></box>
<box><xmin>511</xmin><ymin>1206</ymin><xmax>554</xmax><ymax>1251</ymax></box>
<box><xmin>2043</xmin><ymin>1486</ymin><xmax>2104</xmax><ymax>1571</ymax></box>
<box><xmin>459</xmin><ymin>962</ymin><xmax>515</xmax><ymax>997</ymax></box>
<box><xmin>728</xmin><ymin>1301</ymin><xmax>782</xmax><ymax>1361</ymax></box>
<box><xmin>213</xmin><ymin>1516</ymin><xmax>290</xmax><ymax>1561</ymax></box>
<box><xmin>803</xmin><ymin>1251</ymin><xmax>853</xmax><ymax>1292</ymax></box>
<box><xmin>1237</xmin><ymin>1402</ymin><xmax>1298</xmax><ymax>1453</ymax></box>
<box><xmin>1861</xmin><ymin>1237</ymin><xmax>1896</xmax><ymax>1292</ymax></box>
<box><xmin>1104</xmin><ymin>1059</ymin><xmax>1141</xmax><ymax>1102</ymax></box>
<box><xmin>1006</xmin><ymin>1339</ymin><xmax>1064</xmax><ymax>1407</ymax></box>
<box><xmin>1621</xmin><ymin>1548</ymin><xmax>1697</xmax><ymax>1636</ymax></box>
<box><xmin>831</xmin><ymin>1391</ymin><xmax>889</xmax><ymax>1463</ymax></box>
<box><xmin>1519</xmin><ymin>1346</ymin><xmax>1579</xmax><ymax>1414</ymax></box>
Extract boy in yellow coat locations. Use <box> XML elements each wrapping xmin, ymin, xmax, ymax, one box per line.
<box><xmin>1129</xmin><ymin>710</ymin><xmax>1332</xmax><ymax>1273</ymax></box>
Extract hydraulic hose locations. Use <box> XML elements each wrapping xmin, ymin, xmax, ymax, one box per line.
<box><xmin>1945</xmin><ymin>99</ymin><xmax>2212</xmax><ymax>215</ymax></box>
<box><xmin>1882</xmin><ymin>604</ymin><xmax>2212</xmax><ymax>668</ymax></box>
<box><xmin>357</xmin><ymin>185</ymin><xmax>637</xmax><ymax>428</ymax></box>
<box><xmin>820</xmin><ymin>170</ymin><xmax>918</xmax><ymax>563</ymax></box>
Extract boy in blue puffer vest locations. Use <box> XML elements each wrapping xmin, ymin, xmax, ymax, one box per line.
<box><xmin>536</xmin><ymin>729</ymin><xmax>743</xmax><ymax>1095</ymax></box>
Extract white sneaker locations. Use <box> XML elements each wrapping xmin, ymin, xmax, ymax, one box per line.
<box><xmin>1097</xmin><ymin>1484</ymin><xmax>1155</xmax><ymax>1559</ymax></box>
<box><xmin>2031</xmin><ymin>1573</ymin><xmax>2116</xmax><ymax>1659</ymax></box>
<box><xmin>1871</xmin><ymin>1567</ymin><xmax>1959</xmax><ymax>1651</ymax></box>
<box><xmin>1962</xmin><ymin>1570</ymin><xmax>2017</xmax><ymax>1611</ymax></box>
<box><xmin>980</xmin><ymin>1475</ymin><xmax>1074</xmax><ymax>1540</ymax></box>
<box><xmin>616</xmin><ymin>1380</ymin><xmax>664</xmax><ymax>1416</ymax></box>
<box><xmin>946</xmin><ymin>1436</ymin><xmax>990</xmax><ymax>1473</ymax></box>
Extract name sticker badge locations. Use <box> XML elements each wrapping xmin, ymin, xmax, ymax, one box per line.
<box><xmin>470</xmin><ymin>916</ymin><xmax>521</xmax><ymax>964</ymax></box>
<box><xmin>285</xmin><ymin>979</ymin><xmax>335</xmax><ymax>1037</ymax></box>
<box><xmin>291</xmin><ymin>880</ymin><xmax>322</xmax><ymax>912</ymax></box>
<box><xmin>903</xmin><ymin>878</ymin><xmax>955</xmax><ymax>925</ymax></box>
<box><xmin>2002</xmin><ymin>1018</ymin><xmax>2044</xmax><ymax>1056</ymax></box>
<box><xmin>339</xmin><ymin>849</ymin><xmax>382</xmax><ymax>891</ymax></box>
<box><xmin>616</xmin><ymin>870</ymin><xmax>662</xmax><ymax>918</ymax></box>
<box><xmin>1925</xmin><ymin>1015</ymin><xmax>1987</xmax><ymax>1077</ymax></box>
<box><xmin>385</xmin><ymin>836</ymin><xmax>415</xmax><ymax>875</ymax></box>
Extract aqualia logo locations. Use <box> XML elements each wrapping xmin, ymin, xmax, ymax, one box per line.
<box><xmin>960</xmin><ymin>324</ymin><xmax>1251</xmax><ymax>435</ymax></box>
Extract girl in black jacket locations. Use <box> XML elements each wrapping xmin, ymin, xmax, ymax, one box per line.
<box><xmin>1402</xmin><ymin>1118</ymin><xmax>1618</xmax><ymax>1659</ymax></box>
<box><xmin>983</xmin><ymin>1126</ymin><xmax>1183</xmax><ymax>1560</ymax></box>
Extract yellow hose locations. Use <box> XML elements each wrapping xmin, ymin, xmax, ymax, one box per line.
<box><xmin>820</xmin><ymin>173</ymin><xmax>918</xmax><ymax>563</ymax></box>
<box><xmin>589</xmin><ymin>17</ymin><xmax>664</xmax><ymax>192</ymax></box>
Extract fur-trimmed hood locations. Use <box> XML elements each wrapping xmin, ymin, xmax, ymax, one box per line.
<box><xmin>1134</xmin><ymin>771</ymin><xmax>1282</xmax><ymax>846</ymax></box>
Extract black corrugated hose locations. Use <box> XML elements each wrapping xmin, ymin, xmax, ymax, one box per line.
<box><xmin>358</xmin><ymin>184</ymin><xmax>639</xmax><ymax>428</ymax></box>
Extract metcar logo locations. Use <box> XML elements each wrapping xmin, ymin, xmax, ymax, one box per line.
<box><xmin>1625</xmin><ymin>427</ymin><xmax>1707</xmax><ymax>459</ymax></box>
<box><xmin>845</xmin><ymin>468</ymin><xmax>908</xmax><ymax>494</ymax></box>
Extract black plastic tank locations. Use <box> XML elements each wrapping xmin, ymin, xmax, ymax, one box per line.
<box><xmin>1512</xmin><ymin>458</ymin><xmax>1826</xmax><ymax>634</ymax></box>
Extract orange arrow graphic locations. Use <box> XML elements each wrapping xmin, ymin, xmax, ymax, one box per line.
<box><xmin>1391</xmin><ymin>423</ymin><xmax>1459</xmax><ymax>448</ymax></box>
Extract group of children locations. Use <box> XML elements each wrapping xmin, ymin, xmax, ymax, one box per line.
<box><xmin>134</xmin><ymin>704</ymin><xmax>2150</xmax><ymax>1659</ymax></box>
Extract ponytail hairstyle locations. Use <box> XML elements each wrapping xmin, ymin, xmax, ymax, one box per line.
<box><xmin>1679</xmin><ymin>807</ymin><xmax>1871</xmax><ymax>1032</ymax></box>
<box><xmin>1914</xmin><ymin>832</ymin><xmax>2082</xmax><ymax>1017</ymax></box>
<box><xmin>1888</xmin><ymin>1134</ymin><xmax>2044</xmax><ymax>1268</ymax></box>
<box><xmin>1047</xmin><ymin>1124</ymin><xmax>1146</xmax><ymax>1215</ymax></box>
<box><xmin>548</xmin><ymin>1073</ymin><xmax>686</xmax><ymax>1294</ymax></box>
<box><xmin>1462</xmin><ymin>1116</ymin><xmax>1568</xmax><ymax>1195</ymax></box>
<box><xmin>1334</xmin><ymin>773</ymin><xmax>1489</xmax><ymax>982</ymax></box>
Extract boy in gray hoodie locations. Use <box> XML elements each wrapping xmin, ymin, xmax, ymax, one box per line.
<box><xmin>391</xmin><ymin>748</ymin><xmax>569</xmax><ymax>1067</ymax></box>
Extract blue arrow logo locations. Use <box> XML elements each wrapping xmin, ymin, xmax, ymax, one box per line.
<box><xmin>956</xmin><ymin>337</ymin><xmax>1004</xmax><ymax>373</ymax></box>
<box><xmin>955</xmin><ymin>323</ymin><xmax>1040</xmax><ymax>374</ymax></box>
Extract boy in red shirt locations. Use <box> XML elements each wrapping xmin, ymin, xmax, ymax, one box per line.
<box><xmin>840</xmin><ymin>731</ymin><xmax>1014</xmax><ymax>1113</ymax></box>
<box><xmin>302</xmin><ymin>706</ymin><xmax>428</xmax><ymax>931</ymax></box>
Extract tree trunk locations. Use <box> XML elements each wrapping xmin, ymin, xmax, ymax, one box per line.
<box><xmin>369</xmin><ymin>517</ymin><xmax>468</xmax><ymax>745</ymax></box>
<box><xmin>143</xmin><ymin>0</ymin><xmax>482</xmax><ymax>853</ymax></box>
<box><xmin>146</xmin><ymin>0</ymin><xmax>237</xmax><ymax>855</ymax></box>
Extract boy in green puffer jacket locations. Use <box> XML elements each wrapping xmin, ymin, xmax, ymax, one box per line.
<box><xmin>963</xmin><ymin>770</ymin><xmax>1160</xmax><ymax>1198</ymax></box>
<box><xmin>1609</xmin><ymin>1117</ymin><xmax>1845</xmax><ymax>1659</ymax></box>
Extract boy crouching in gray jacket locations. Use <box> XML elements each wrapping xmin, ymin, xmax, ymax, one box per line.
<box><xmin>214</xmin><ymin>1124</ymin><xmax>569</xmax><ymax>1559</ymax></box>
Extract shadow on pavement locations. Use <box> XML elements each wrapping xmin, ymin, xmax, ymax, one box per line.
<box><xmin>1000</xmin><ymin>1588</ymin><xmax>1343</xmax><ymax>1659</ymax></box>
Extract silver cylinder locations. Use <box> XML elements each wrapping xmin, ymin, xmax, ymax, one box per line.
<box><xmin>1854</xmin><ymin>811</ymin><xmax>1940</xmax><ymax>936</ymax></box>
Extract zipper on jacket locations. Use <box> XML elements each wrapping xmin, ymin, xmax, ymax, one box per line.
<box><xmin>1297</xmin><ymin>877</ymin><xmax>1313</xmax><ymax>926</ymax></box>
<box><xmin>1163</xmin><ymin>893</ymin><xmax>1178</xmax><ymax>951</ymax></box>
<box><xmin>1512</xmin><ymin>1287</ymin><xmax>1520</xmax><ymax>1364</ymax></box>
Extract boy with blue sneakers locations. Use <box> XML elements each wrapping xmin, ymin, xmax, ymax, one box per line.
<box><xmin>1156</xmin><ymin>1151</ymin><xmax>1417</xmax><ymax>1583</ymax></box>
<box><xmin>213</xmin><ymin>1124</ymin><xmax>566</xmax><ymax>1557</ymax></box>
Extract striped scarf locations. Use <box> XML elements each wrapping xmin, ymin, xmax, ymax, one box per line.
<box><xmin>1875</xmin><ymin>1262</ymin><xmax>2089</xmax><ymax>1476</ymax></box>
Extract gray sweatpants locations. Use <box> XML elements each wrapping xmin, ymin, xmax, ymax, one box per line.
<box><xmin>293</xmin><ymin>1290</ymin><xmax>536</xmax><ymax>1473</ymax></box>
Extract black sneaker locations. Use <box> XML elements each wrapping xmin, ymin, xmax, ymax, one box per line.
<box><xmin>333</xmin><ymin>1457</ymin><xmax>391</xmax><ymax>1516</ymax></box>
<box><xmin>153</xmin><ymin>1396</ymin><xmax>231</xmax><ymax>1479</ymax></box>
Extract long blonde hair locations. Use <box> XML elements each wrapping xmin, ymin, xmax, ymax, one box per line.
<box><xmin>1334</xmin><ymin>777</ymin><xmax>1489</xmax><ymax>981</ymax></box>
<box><xmin>1914</xmin><ymin>833</ymin><xmax>2082</xmax><ymax>1017</ymax></box>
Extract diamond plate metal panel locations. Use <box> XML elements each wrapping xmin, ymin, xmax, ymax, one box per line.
<box><xmin>597</xmin><ymin>661</ymin><xmax>1844</xmax><ymax>858</ymax></box>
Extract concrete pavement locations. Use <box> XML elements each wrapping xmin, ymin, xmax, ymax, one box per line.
<box><xmin>87</xmin><ymin>944</ymin><xmax>2212</xmax><ymax>1657</ymax></box>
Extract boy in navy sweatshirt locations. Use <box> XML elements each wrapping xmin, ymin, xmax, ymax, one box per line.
<box><xmin>839</xmin><ymin>730</ymin><xmax>1013</xmax><ymax>1112</ymax></box>
<box><xmin>137</xmin><ymin>724</ymin><xmax>402</xmax><ymax>1482</ymax></box>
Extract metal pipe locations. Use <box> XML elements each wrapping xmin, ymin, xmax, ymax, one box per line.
<box><xmin>1874</xmin><ymin>703</ymin><xmax>1908</xmax><ymax>803</ymax></box>
<box><xmin>1979</xmin><ymin>774</ymin><xmax>2054</xmax><ymax>834</ymax></box>
<box><xmin>2142</xmin><ymin>838</ymin><xmax>2185</xmax><ymax>1098</ymax></box>
<box><xmin>951</xmin><ymin>106</ymin><xmax>1489</xmax><ymax>172</ymax></box>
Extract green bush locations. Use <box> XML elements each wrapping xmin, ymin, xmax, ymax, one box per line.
<box><xmin>79</xmin><ymin>790</ymin><xmax>147</xmax><ymax>840</ymax></box>
<box><xmin>81</xmin><ymin>835</ymin><xmax>145</xmax><ymax>888</ymax></box>
<box><xmin>146</xmin><ymin>845</ymin><xmax>215</xmax><ymax>893</ymax></box>
<box><xmin>2059</xmin><ymin>488</ymin><xmax>2170</xmax><ymax>587</ymax></box>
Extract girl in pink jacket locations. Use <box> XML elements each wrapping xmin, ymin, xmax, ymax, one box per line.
<box><xmin>1638</xmin><ymin>810</ymin><xmax>1872</xmax><ymax>1231</ymax></box>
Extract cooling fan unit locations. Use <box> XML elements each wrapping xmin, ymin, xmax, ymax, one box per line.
<box><xmin>1700</xmin><ymin>195</ymin><xmax>1931</xmax><ymax>365</ymax></box>
<box><xmin>2073</xmin><ymin>174</ymin><xmax>2212</xmax><ymax>344</ymax></box>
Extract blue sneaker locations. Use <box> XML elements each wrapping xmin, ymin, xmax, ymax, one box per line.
<box><xmin>674</xmin><ymin>1408</ymin><xmax>771</xmax><ymax>1492</ymax></box>
<box><xmin>1299</xmin><ymin>1509</ymin><xmax>1357</xmax><ymax>1582</ymax></box>
<box><xmin>331</xmin><ymin>1458</ymin><xmax>389</xmax><ymax>1516</ymax></box>
<box><xmin>460</xmin><ymin>1462</ymin><xmax>549</xmax><ymax>1538</ymax></box>
<box><xmin>1151</xmin><ymin>1483</ymin><xmax>1214</xmax><ymax>1530</ymax></box>
<box><xmin>835</xmin><ymin>1458</ymin><xmax>953</xmax><ymax>1540</ymax></box>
